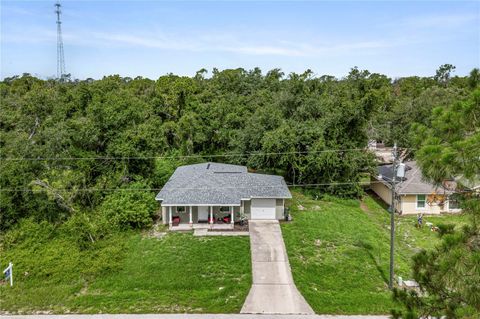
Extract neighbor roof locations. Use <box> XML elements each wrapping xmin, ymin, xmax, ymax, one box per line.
<box><xmin>155</xmin><ymin>162</ymin><xmax>292</xmax><ymax>206</ymax></box>
<box><xmin>376</xmin><ymin>161</ymin><xmax>448</xmax><ymax>195</ymax></box>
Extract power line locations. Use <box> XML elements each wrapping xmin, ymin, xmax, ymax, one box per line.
<box><xmin>0</xmin><ymin>180</ymin><xmax>453</xmax><ymax>193</ymax></box>
<box><xmin>1</xmin><ymin>147</ymin><xmax>410</xmax><ymax>162</ymax></box>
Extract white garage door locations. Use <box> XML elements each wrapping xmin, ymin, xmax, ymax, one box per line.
<box><xmin>251</xmin><ymin>198</ymin><xmax>276</xmax><ymax>220</ymax></box>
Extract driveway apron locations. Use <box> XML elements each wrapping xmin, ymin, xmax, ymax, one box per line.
<box><xmin>241</xmin><ymin>220</ymin><xmax>314</xmax><ymax>314</ymax></box>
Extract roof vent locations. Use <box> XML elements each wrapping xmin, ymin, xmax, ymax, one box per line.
<box><xmin>206</xmin><ymin>163</ymin><xmax>211</xmax><ymax>170</ymax></box>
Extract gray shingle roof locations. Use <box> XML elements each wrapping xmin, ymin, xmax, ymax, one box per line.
<box><xmin>155</xmin><ymin>162</ymin><xmax>292</xmax><ymax>206</ymax></box>
<box><xmin>376</xmin><ymin>161</ymin><xmax>446</xmax><ymax>195</ymax></box>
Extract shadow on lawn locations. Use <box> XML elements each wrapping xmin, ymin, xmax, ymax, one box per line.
<box><xmin>365</xmin><ymin>190</ymin><xmax>391</xmax><ymax>212</ymax></box>
<box><xmin>356</xmin><ymin>240</ymin><xmax>389</xmax><ymax>285</ymax></box>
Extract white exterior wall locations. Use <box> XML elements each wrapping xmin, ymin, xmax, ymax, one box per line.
<box><xmin>275</xmin><ymin>199</ymin><xmax>285</xmax><ymax>219</ymax></box>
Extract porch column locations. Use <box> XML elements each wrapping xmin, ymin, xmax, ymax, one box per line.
<box><xmin>230</xmin><ymin>206</ymin><xmax>234</xmax><ymax>224</ymax></box>
<box><xmin>169</xmin><ymin>206</ymin><xmax>172</xmax><ymax>226</ymax></box>
<box><xmin>209</xmin><ymin>206</ymin><xmax>213</xmax><ymax>224</ymax></box>
<box><xmin>189</xmin><ymin>206</ymin><xmax>193</xmax><ymax>224</ymax></box>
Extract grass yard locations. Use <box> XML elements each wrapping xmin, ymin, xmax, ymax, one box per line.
<box><xmin>1</xmin><ymin>193</ymin><xmax>468</xmax><ymax>315</ymax></box>
<box><xmin>362</xmin><ymin>194</ymin><xmax>469</xmax><ymax>253</ymax></box>
<box><xmin>281</xmin><ymin>190</ymin><xmax>468</xmax><ymax>315</ymax></box>
<box><xmin>0</xmin><ymin>227</ymin><xmax>251</xmax><ymax>314</ymax></box>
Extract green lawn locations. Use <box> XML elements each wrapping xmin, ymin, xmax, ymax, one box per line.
<box><xmin>281</xmin><ymin>191</ymin><xmax>468</xmax><ymax>315</ymax></box>
<box><xmin>0</xmin><ymin>229</ymin><xmax>251</xmax><ymax>314</ymax></box>
<box><xmin>1</xmin><ymin>193</ymin><xmax>468</xmax><ymax>315</ymax></box>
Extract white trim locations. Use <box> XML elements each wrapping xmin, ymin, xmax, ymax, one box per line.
<box><xmin>249</xmin><ymin>196</ymin><xmax>292</xmax><ymax>199</ymax></box>
<box><xmin>161</xmin><ymin>203</ymin><xmax>240</xmax><ymax>207</ymax></box>
<box><xmin>240</xmin><ymin>196</ymin><xmax>291</xmax><ymax>201</ymax></box>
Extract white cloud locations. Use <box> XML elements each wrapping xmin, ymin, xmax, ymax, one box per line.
<box><xmin>1</xmin><ymin>25</ymin><xmax>415</xmax><ymax>58</ymax></box>
<box><xmin>402</xmin><ymin>13</ymin><xmax>478</xmax><ymax>29</ymax></box>
<box><xmin>77</xmin><ymin>30</ymin><xmax>401</xmax><ymax>57</ymax></box>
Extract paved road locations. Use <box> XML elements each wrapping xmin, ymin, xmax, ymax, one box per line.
<box><xmin>1</xmin><ymin>315</ymin><xmax>389</xmax><ymax>319</ymax></box>
<box><xmin>241</xmin><ymin>220</ymin><xmax>314</xmax><ymax>315</ymax></box>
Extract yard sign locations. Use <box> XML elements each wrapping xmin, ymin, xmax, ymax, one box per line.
<box><xmin>3</xmin><ymin>262</ymin><xmax>13</xmax><ymax>286</ymax></box>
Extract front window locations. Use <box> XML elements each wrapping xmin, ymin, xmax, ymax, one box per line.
<box><xmin>176</xmin><ymin>206</ymin><xmax>185</xmax><ymax>213</ymax></box>
<box><xmin>220</xmin><ymin>206</ymin><xmax>230</xmax><ymax>212</ymax></box>
<box><xmin>416</xmin><ymin>195</ymin><xmax>426</xmax><ymax>209</ymax></box>
<box><xmin>449</xmin><ymin>198</ymin><xmax>460</xmax><ymax>210</ymax></box>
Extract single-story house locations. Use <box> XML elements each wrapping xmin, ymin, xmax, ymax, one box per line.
<box><xmin>371</xmin><ymin>161</ymin><xmax>461</xmax><ymax>215</ymax></box>
<box><xmin>155</xmin><ymin>162</ymin><xmax>292</xmax><ymax>229</ymax></box>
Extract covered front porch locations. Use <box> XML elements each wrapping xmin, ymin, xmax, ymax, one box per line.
<box><xmin>162</xmin><ymin>204</ymin><xmax>244</xmax><ymax>231</ymax></box>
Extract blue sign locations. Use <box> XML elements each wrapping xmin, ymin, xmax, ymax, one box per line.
<box><xmin>5</xmin><ymin>268</ymin><xmax>11</xmax><ymax>280</ymax></box>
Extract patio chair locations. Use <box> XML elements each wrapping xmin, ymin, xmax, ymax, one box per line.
<box><xmin>172</xmin><ymin>216</ymin><xmax>181</xmax><ymax>226</ymax></box>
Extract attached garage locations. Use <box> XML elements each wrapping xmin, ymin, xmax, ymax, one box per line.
<box><xmin>251</xmin><ymin>198</ymin><xmax>276</xmax><ymax>220</ymax></box>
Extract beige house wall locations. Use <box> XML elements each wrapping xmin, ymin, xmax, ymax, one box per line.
<box><xmin>371</xmin><ymin>181</ymin><xmax>448</xmax><ymax>214</ymax></box>
<box><xmin>371</xmin><ymin>182</ymin><xmax>392</xmax><ymax>205</ymax></box>
<box><xmin>400</xmin><ymin>195</ymin><xmax>442</xmax><ymax>215</ymax></box>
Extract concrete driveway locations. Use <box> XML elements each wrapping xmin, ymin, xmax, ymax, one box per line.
<box><xmin>241</xmin><ymin>220</ymin><xmax>314</xmax><ymax>314</ymax></box>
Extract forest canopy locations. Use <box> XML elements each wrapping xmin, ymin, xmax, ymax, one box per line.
<box><xmin>0</xmin><ymin>66</ymin><xmax>478</xmax><ymax>231</ymax></box>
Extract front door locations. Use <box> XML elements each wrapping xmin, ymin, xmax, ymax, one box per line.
<box><xmin>198</xmin><ymin>206</ymin><xmax>209</xmax><ymax>221</ymax></box>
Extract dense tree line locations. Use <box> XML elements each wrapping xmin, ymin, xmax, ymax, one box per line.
<box><xmin>1</xmin><ymin>66</ymin><xmax>478</xmax><ymax>231</ymax></box>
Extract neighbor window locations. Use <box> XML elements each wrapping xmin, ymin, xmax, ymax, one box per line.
<box><xmin>449</xmin><ymin>198</ymin><xmax>460</xmax><ymax>210</ymax></box>
<box><xmin>176</xmin><ymin>206</ymin><xmax>186</xmax><ymax>212</ymax></box>
<box><xmin>220</xmin><ymin>206</ymin><xmax>230</xmax><ymax>212</ymax></box>
<box><xmin>416</xmin><ymin>195</ymin><xmax>426</xmax><ymax>209</ymax></box>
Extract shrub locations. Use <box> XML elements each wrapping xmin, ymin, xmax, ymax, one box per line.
<box><xmin>60</xmin><ymin>211</ymin><xmax>115</xmax><ymax>250</ymax></box>
<box><xmin>1</xmin><ymin>218</ymin><xmax>56</xmax><ymax>249</ymax></box>
<box><xmin>99</xmin><ymin>182</ymin><xmax>157</xmax><ymax>229</ymax></box>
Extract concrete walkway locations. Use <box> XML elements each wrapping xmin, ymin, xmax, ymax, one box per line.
<box><xmin>241</xmin><ymin>220</ymin><xmax>314</xmax><ymax>314</ymax></box>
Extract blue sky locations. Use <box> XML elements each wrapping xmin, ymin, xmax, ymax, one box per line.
<box><xmin>1</xmin><ymin>1</ymin><xmax>479</xmax><ymax>79</ymax></box>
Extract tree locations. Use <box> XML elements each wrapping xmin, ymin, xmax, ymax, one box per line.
<box><xmin>393</xmin><ymin>89</ymin><xmax>480</xmax><ymax>318</ymax></box>
<box><xmin>434</xmin><ymin>64</ymin><xmax>456</xmax><ymax>87</ymax></box>
<box><xmin>469</xmin><ymin>68</ymin><xmax>480</xmax><ymax>89</ymax></box>
<box><xmin>0</xmin><ymin>69</ymin><xmax>477</xmax><ymax>230</ymax></box>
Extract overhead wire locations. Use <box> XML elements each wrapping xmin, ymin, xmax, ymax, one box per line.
<box><xmin>0</xmin><ymin>180</ymin><xmax>455</xmax><ymax>193</ymax></box>
<box><xmin>1</xmin><ymin>147</ymin><xmax>409</xmax><ymax>162</ymax></box>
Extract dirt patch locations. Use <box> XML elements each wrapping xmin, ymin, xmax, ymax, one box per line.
<box><xmin>360</xmin><ymin>201</ymin><xmax>370</xmax><ymax>213</ymax></box>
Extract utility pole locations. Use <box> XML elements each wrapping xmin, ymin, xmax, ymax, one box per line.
<box><xmin>389</xmin><ymin>143</ymin><xmax>398</xmax><ymax>289</ymax></box>
<box><xmin>55</xmin><ymin>1</ymin><xmax>66</xmax><ymax>79</ymax></box>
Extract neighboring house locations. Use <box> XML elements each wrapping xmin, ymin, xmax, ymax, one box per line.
<box><xmin>155</xmin><ymin>162</ymin><xmax>292</xmax><ymax>229</ymax></box>
<box><xmin>456</xmin><ymin>176</ymin><xmax>480</xmax><ymax>193</ymax></box>
<box><xmin>371</xmin><ymin>161</ymin><xmax>461</xmax><ymax>215</ymax></box>
<box><xmin>368</xmin><ymin>140</ymin><xmax>408</xmax><ymax>164</ymax></box>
